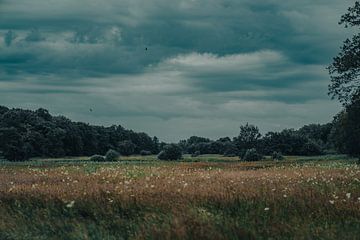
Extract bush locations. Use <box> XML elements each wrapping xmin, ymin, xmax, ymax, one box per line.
<box><xmin>117</xmin><ymin>140</ymin><xmax>136</xmax><ymax>156</ymax></box>
<box><xmin>157</xmin><ymin>144</ymin><xmax>182</xmax><ymax>161</ymax></box>
<box><xmin>105</xmin><ymin>149</ymin><xmax>120</xmax><ymax>161</ymax></box>
<box><xmin>271</xmin><ymin>151</ymin><xmax>284</xmax><ymax>160</ymax></box>
<box><xmin>89</xmin><ymin>154</ymin><xmax>105</xmax><ymax>162</ymax></box>
<box><xmin>140</xmin><ymin>150</ymin><xmax>152</xmax><ymax>156</ymax></box>
<box><xmin>191</xmin><ymin>151</ymin><xmax>201</xmax><ymax>157</ymax></box>
<box><xmin>242</xmin><ymin>148</ymin><xmax>263</xmax><ymax>162</ymax></box>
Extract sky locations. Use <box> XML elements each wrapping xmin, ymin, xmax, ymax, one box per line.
<box><xmin>0</xmin><ymin>0</ymin><xmax>356</xmax><ymax>142</ymax></box>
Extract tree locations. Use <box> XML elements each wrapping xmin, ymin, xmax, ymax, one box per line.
<box><xmin>152</xmin><ymin>136</ymin><xmax>160</xmax><ymax>154</ymax></box>
<box><xmin>0</xmin><ymin>127</ymin><xmax>29</xmax><ymax>161</ymax></box>
<box><xmin>328</xmin><ymin>1</ymin><xmax>360</xmax><ymax>105</ymax></box>
<box><xmin>328</xmin><ymin>2</ymin><xmax>360</xmax><ymax>161</ymax></box>
<box><xmin>117</xmin><ymin>140</ymin><xmax>136</xmax><ymax>156</ymax></box>
<box><xmin>330</xmin><ymin>96</ymin><xmax>360</xmax><ymax>159</ymax></box>
<box><xmin>234</xmin><ymin>123</ymin><xmax>261</xmax><ymax>151</ymax></box>
<box><xmin>157</xmin><ymin>144</ymin><xmax>182</xmax><ymax>161</ymax></box>
<box><xmin>242</xmin><ymin>148</ymin><xmax>263</xmax><ymax>162</ymax></box>
<box><xmin>105</xmin><ymin>149</ymin><xmax>120</xmax><ymax>161</ymax></box>
<box><xmin>0</xmin><ymin>105</ymin><xmax>160</xmax><ymax>161</ymax></box>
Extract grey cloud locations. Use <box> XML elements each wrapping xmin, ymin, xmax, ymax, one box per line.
<box><xmin>0</xmin><ymin>0</ymin><xmax>352</xmax><ymax>141</ymax></box>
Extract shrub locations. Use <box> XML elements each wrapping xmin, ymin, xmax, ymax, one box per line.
<box><xmin>242</xmin><ymin>148</ymin><xmax>263</xmax><ymax>162</ymax></box>
<box><xmin>140</xmin><ymin>150</ymin><xmax>152</xmax><ymax>156</ymax></box>
<box><xmin>157</xmin><ymin>144</ymin><xmax>182</xmax><ymax>161</ymax></box>
<box><xmin>89</xmin><ymin>154</ymin><xmax>105</xmax><ymax>162</ymax></box>
<box><xmin>105</xmin><ymin>149</ymin><xmax>120</xmax><ymax>161</ymax></box>
<box><xmin>191</xmin><ymin>151</ymin><xmax>201</xmax><ymax>157</ymax></box>
<box><xmin>271</xmin><ymin>151</ymin><xmax>284</xmax><ymax>160</ymax></box>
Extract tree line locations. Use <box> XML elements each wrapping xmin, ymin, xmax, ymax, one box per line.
<box><xmin>177</xmin><ymin>123</ymin><xmax>333</xmax><ymax>157</ymax></box>
<box><xmin>0</xmin><ymin>104</ymin><xmax>354</xmax><ymax>161</ymax></box>
<box><xmin>0</xmin><ymin>106</ymin><xmax>161</xmax><ymax>161</ymax></box>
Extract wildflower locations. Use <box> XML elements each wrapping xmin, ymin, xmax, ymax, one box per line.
<box><xmin>264</xmin><ymin>207</ymin><xmax>270</xmax><ymax>211</ymax></box>
<box><xmin>346</xmin><ymin>193</ymin><xmax>351</xmax><ymax>199</ymax></box>
<box><xmin>329</xmin><ymin>200</ymin><xmax>335</xmax><ymax>205</ymax></box>
<box><xmin>283</xmin><ymin>194</ymin><xmax>287</xmax><ymax>198</ymax></box>
<box><xmin>66</xmin><ymin>201</ymin><xmax>75</xmax><ymax>208</ymax></box>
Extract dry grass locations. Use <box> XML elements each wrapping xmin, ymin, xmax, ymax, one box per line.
<box><xmin>1</xmin><ymin>156</ymin><xmax>360</xmax><ymax>239</ymax></box>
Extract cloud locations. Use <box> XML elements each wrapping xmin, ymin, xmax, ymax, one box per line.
<box><xmin>0</xmin><ymin>0</ymin><xmax>352</xmax><ymax>141</ymax></box>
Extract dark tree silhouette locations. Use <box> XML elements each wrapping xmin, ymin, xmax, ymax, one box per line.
<box><xmin>328</xmin><ymin>1</ymin><xmax>360</xmax><ymax>105</ymax></box>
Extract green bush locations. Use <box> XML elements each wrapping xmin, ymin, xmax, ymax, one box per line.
<box><xmin>89</xmin><ymin>154</ymin><xmax>105</xmax><ymax>162</ymax></box>
<box><xmin>105</xmin><ymin>149</ymin><xmax>120</xmax><ymax>161</ymax></box>
<box><xmin>157</xmin><ymin>144</ymin><xmax>182</xmax><ymax>161</ymax></box>
<box><xmin>271</xmin><ymin>151</ymin><xmax>284</xmax><ymax>160</ymax></box>
<box><xmin>242</xmin><ymin>148</ymin><xmax>263</xmax><ymax>162</ymax></box>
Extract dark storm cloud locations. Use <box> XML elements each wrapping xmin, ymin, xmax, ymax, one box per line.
<box><xmin>0</xmin><ymin>0</ymin><xmax>353</xmax><ymax>140</ymax></box>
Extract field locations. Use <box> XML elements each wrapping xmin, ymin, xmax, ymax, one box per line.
<box><xmin>1</xmin><ymin>155</ymin><xmax>360</xmax><ymax>240</ymax></box>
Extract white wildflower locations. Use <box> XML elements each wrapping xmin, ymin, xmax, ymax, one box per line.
<box><xmin>66</xmin><ymin>201</ymin><xmax>75</xmax><ymax>208</ymax></box>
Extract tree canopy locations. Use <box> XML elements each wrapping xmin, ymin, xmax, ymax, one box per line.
<box><xmin>328</xmin><ymin>1</ymin><xmax>360</xmax><ymax>105</ymax></box>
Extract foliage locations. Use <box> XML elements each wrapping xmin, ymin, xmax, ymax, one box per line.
<box><xmin>0</xmin><ymin>106</ymin><xmax>159</xmax><ymax>161</ymax></box>
<box><xmin>117</xmin><ymin>140</ymin><xmax>136</xmax><ymax>156</ymax></box>
<box><xmin>262</xmin><ymin>129</ymin><xmax>325</xmax><ymax>156</ymax></box>
<box><xmin>234</xmin><ymin>123</ymin><xmax>261</xmax><ymax>152</ymax></box>
<box><xmin>89</xmin><ymin>154</ymin><xmax>105</xmax><ymax>162</ymax></box>
<box><xmin>157</xmin><ymin>144</ymin><xmax>182</xmax><ymax>161</ymax></box>
<box><xmin>242</xmin><ymin>148</ymin><xmax>263</xmax><ymax>162</ymax></box>
<box><xmin>271</xmin><ymin>151</ymin><xmax>284</xmax><ymax>160</ymax></box>
<box><xmin>330</xmin><ymin>97</ymin><xmax>360</xmax><ymax>158</ymax></box>
<box><xmin>222</xmin><ymin>142</ymin><xmax>238</xmax><ymax>157</ymax></box>
<box><xmin>105</xmin><ymin>149</ymin><xmax>120</xmax><ymax>161</ymax></box>
<box><xmin>300</xmin><ymin>140</ymin><xmax>323</xmax><ymax>156</ymax></box>
<box><xmin>328</xmin><ymin>1</ymin><xmax>360</xmax><ymax>105</ymax></box>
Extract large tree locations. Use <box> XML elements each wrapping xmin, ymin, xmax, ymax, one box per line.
<box><xmin>329</xmin><ymin>2</ymin><xmax>360</xmax><ymax>161</ymax></box>
<box><xmin>328</xmin><ymin>1</ymin><xmax>360</xmax><ymax>105</ymax></box>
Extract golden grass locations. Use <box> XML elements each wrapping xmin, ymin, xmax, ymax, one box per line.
<box><xmin>1</xmin><ymin>158</ymin><xmax>360</xmax><ymax>239</ymax></box>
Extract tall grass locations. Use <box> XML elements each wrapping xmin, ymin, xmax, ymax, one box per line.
<box><xmin>0</xmin><ymin>156</ymin><xmax>359</xmax><ymax>239</ymax></box>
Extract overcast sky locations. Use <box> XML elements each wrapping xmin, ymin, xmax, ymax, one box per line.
<box><xmin>0</xmin><ymin>0</ymin><xmax>355</xmax><ymax>141</ymax></box>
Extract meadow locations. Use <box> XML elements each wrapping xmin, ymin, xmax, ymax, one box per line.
<box><xmin>1</xmin><ymin>155</ymin><xmax>360</xmax><ymax>240</ymax></box>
